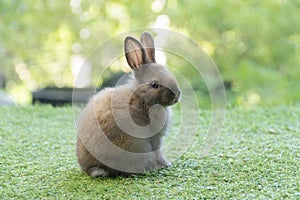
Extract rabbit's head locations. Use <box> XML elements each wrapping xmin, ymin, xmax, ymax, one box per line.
<box><xmin>125</xmin><ymin>32</ymin><xmax>181</xmax><ymax>107</ymax></box>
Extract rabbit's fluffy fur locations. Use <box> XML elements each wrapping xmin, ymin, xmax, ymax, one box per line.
<box><xmin>76</xmin><ymin>32</ymin><xmax>181</xmax><ymax>177</ymax></box>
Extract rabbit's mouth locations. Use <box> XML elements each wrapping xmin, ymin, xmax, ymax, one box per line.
<box><xmin>159</xmin><ymin>89</ymin><xmax>180</xmax><ymax>107</ymax></box>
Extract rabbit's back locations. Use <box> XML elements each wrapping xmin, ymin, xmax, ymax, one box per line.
<box><xmin>76</xmin><ymin>88</ymin><xmax>114</xmax><ymax>172</ymax></box>
<box><xmin>77</xmin><ymin>87</ymin><xmax>135</xmax><ymax>151</ymax></box>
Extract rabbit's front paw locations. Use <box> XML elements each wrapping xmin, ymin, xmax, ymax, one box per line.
<box><xmin>156</xmin><ymin>158</ymin><xmax>171</xmax><ymax>169</ymax></box>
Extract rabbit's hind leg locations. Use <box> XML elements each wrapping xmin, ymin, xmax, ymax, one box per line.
<box><xmin>87</xmin><ymin>166</ymin><xmax>109</xmax><ymax>177</ymax></box>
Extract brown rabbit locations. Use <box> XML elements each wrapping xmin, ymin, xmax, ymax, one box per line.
<box><xmin>76</xmin><ymin>32</ymin><xmax>181</xmax><ymax>177</ymax></box>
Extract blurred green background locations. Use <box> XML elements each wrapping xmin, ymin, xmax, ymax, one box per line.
<box><xmin>0</xmin><ymin>0</ymin><xmax>299</xmax><ymax>107</ymax></box>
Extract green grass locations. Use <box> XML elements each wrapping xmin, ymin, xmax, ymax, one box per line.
<box><xmin>0</xmin><ymin>105</ymin><xmax>299</xmax><ymax>199</ymax></box>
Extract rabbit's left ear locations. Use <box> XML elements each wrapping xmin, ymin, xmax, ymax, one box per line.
<box><xmin>140</xmin><ymin>32</ymin><xmax>156</xmax><ymax>63</ymax></box>
<box><xmin>125</xmin><ymin>36</ymin><xmax>147</xmax><ymax>69</ymax></box>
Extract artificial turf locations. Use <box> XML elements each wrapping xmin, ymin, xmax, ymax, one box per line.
<box><xmin>0</xmin><ymin>105</ymin><xmax>299</xmax><ymax>199</ymax></box>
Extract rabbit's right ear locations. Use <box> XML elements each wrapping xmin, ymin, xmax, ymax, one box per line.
<box><xmin>140</xmin><ymin>32</ymin><xmax>156</xmax><ymax>63</ymax></box>
<box><xmin>125</xmin><ymin>37</ymin><xmax>147</xmax><ymax>69</ymax></box>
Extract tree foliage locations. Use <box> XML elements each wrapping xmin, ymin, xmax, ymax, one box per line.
<box><xmin>1</xmin><ymin>0</ymin><xmax>300</xmax><ymax>106</ymax></box>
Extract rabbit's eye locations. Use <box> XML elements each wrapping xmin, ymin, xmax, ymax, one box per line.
<box><xmin>150</xmin><ymin>81</ymin><xmax>159</xmax><ymax>89</ymax></box>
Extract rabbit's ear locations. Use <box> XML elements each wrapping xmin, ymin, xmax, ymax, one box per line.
<box><xmin>125</xmin><ymin>37</ymin><xmax>147</xmax><ymax>69</ymax></box>
<box><xmin>140</xmin><ymin>32</ymin><xmax>156</xmax><ymax>63</ymax></box>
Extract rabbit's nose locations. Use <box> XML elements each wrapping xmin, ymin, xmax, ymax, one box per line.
<box><xmin>173</xmin><ymin>96</ymin><xmax>179</xmax><ymax>104</ymax></box>
<box><xmin>173</xmin><ymin>91</ymin><xmax>181</xmax><ymax>103</ymax></box>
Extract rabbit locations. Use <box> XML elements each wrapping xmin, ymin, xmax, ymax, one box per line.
<box><xmin>76</xmin><ymin>32</ymin><xmax>181</xmax><ymax>177</ymax></box>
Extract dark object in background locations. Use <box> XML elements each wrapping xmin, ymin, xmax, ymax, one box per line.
<box><xmin>32</xmin><ymin>72</ymin><xmax>130</xmax><ymax>106</ymax></box>
<box><xmin>0</xmin><ymin>72</ymin><xmax>14</xmax><ymax>106</ymax></box>
<box><xmin>0</xmin><ymin>72</ymin><xmax>6</xmax><ymax>88</ymax></box>
<box><xmin>32</xmin><ymin>87</ymin><xmax>100</xmax><ymax>106</ymax></box>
